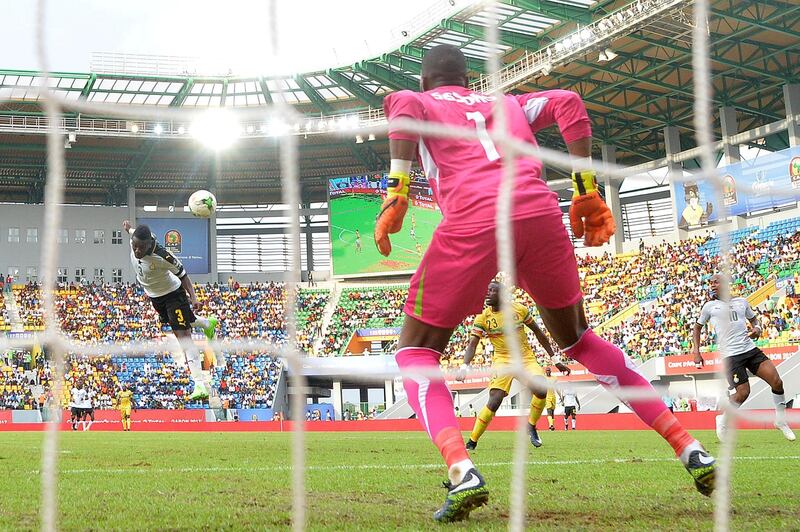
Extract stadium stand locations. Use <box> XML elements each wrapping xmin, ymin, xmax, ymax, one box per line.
<box><xmin>320</xmin><ymin>286</ymin><xmax>406</xmax><ymax>356</ymax></box>
<box><xmin>1</xmin><ymin>283</ymin><xmax>328</xmax><ymax>410</ymax></box>
<box><xmin>0</xmin><ymin>291</ymin><xmax>10</xmax><ymax>332</ymax></box>
<box><xmin>5</xmin><ymin>222</ymin><xmax>800</xmax><ymax>410</ymax></box>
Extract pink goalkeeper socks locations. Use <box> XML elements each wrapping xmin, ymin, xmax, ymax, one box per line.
<box><xmin>396</xmin><ymin>347</ymin><xmax>469</xmax><ymax>468</ymax></box>
<box><xmin>564</xmin><ymin>329</ymin><xmax>693</xmax><ymax>455</ymax></box>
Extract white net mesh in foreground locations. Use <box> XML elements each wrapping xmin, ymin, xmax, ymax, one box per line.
<box><xmin>6</xmin><ymin>0</ymin><xmax>798</xmax><ymax>530</ymax></box>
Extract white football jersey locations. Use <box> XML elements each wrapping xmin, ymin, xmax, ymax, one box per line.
<box><xmin>562</xmin><ymin>390</ymin><xmax>578</xmax><ymax>407</ymax></box>
<box><xmin>696</xmin><ymin>297</ymin><xmax>756</xmax><ymax>357</ymax></box>
<box><xmin>130</xmin><ymin>240</ymin><xmax>184</xmax><ymax>298</ymax></box>
<box><xmin>71</xmin><ymin>388</ymin><xmax>92</xmax><ymax>409</ymax></box>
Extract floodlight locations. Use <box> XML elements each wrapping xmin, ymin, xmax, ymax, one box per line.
<box><xmin>598</xmin><ymin>48</ymin><xmax>618</xmax><ymax>62</ymax></box>
<box><xmin>130</xmin><ymin>123</ymin><xmax>139</xmax><ymax>133</ymax></box>
<box><xmin>268</xmin><ymin>119</ymin><xmax>289</xmax><ymax>137</ymax></box>
<box><xmin>191</xmin><ymin>109</ymin><xmax>239</xmax><ymax>150</ymax></box>
<box><xmin>355</xmin><ymin>135</ymin><xmax>364</xmax><ymax>144</ymax></box>
<box><xmin>154</xmin><ymin>124</ymin><xmax>163</xmax><ymax>135</ymax></box>
<box><xmin>246</xmin><ymin>125</ymin><xmax>255</xmax><ymax>134</ymax></box>
<box><xmin>177</xmin><ymin>126</ymin><xmax>186</xmax><ymax>135</ymax></box>
<box><xmin>367</xmin><ymin>133</ymin><xmax>376</xmax><ymax>141</ymax></box>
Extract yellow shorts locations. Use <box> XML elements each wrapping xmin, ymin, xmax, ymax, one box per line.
<box><xmin>488</xmin><ymin>359</ymin><xmax>545</xmax><ymax>394</ymax></box>
<box><xmin>545</xmin><ymin>398</ymin><xmax>556</xmax><ymax>410</ymax></box>
<box><xmin>120</xmin><ymin>407</ymin><xmax>131</xmax><ymax>418</ymax></box>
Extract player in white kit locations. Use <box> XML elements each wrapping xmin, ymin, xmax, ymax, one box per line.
<box><xmin>70</xmin><ymin>381</ymin><xmax>93</xmax><ymax>431</ymax></box>
<box><xmin>560</xmin><ymin>386</ymin><xmax>580</xmax><ymax>430</ymax></box>
<box><xmin>692</xmin><ymin>274</ymin><xmax>795</xmax><ymax>441</ymax></box>
<box><xmin>123</xmin><ymin>220</ymin><xmax>218</xmax><ymax>401</ymax></box>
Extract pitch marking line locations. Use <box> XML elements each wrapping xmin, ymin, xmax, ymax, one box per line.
<box><xmin>30</xmin><ymin>455</ymin><xmax>800</xmax><ymax>476</ymax></box>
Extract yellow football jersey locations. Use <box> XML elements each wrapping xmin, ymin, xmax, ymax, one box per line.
<box><xmin>117</xmin><ymin>390</ymin><xmax>133</xmax><ymax>409</ymax></box>
<box><xmin>471</xmin><ymin>301</ymin><xmax>537</xmax><ymax>366</ymax></box>
<box><xmin>545</xmin><ymin>376</ymin><xmax>557</xmax><ymax>402</ymax></box>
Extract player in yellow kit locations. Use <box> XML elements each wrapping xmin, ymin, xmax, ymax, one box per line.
<box><xmin>460</xmin><ymin>281</ymin><xmax>570</xmax><ymax>449</ymax></box>
<box><xmin>117</xmin><ymin>385</ymin><xmax>136</xmax><ymax>431</ymax></box>
<box><xmin>544</xmin><ymin>367</ymin><xmax>558</xmax><ymax>431</ymax></box>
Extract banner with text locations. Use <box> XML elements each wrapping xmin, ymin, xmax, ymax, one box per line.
<box><xmin>662</xmin><ymin>345</ymin><xmax>797</xmax><ymax>375</ymax></box>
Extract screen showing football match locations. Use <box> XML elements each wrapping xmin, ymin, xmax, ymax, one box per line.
<box><xmin>328</xmin><ymin>171</ymin><xmax>442</xmax><ymax>277</ymax></box>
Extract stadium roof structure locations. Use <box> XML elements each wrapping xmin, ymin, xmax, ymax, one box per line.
<box><xmin>0</xmin><ymin>0</ymin><xmax>797</xmax><ymax>205</ymax></box>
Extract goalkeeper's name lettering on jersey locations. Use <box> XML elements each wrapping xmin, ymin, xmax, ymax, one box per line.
<box><xmin>429</xmin><ymin>91</ymin><xmax>496</xmax><ymax>105</ymax></box>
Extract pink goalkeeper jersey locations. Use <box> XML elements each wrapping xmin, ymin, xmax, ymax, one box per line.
<box><xmin>383</xmin><ymin>86</ymin><xmax>592</xmax><ymax>229</ymax></box>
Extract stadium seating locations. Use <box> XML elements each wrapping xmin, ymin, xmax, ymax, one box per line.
<box><xmin>210</xmin><ymin>352</ymin><xmax>282</xmax><ymax>409</ymax></box>
<box><xmin>1</xmin><ymin>282</ymin><xmax>329</xmax><ymax>410</ymax></box>
<box><xmin>5</xmin><ymin>221</ymin><xmax>800</xmax><ymax>409</ymax></box>
<box><xmin>320</xmin><ymin>286</ymin><xmax>406</xmax><ymax>355</ymax></box>
<box><xmin>0</xmin><ymin>291</ymin><xmax>10</xmax><ymax>332</ymax></box>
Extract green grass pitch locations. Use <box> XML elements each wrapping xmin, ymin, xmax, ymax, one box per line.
<box><xmin>329</xmin><ymin>194</ymin><xmax>441</xmax><ymax>276</ymax></box>
<box><xmin>1</xmin><ymin>430</ymin><xmax>798</xmax><ymax>530</ymax></box>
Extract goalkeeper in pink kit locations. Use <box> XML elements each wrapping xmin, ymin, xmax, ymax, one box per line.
<box><xmin>375</xmin><ymin>45</ymin><xmax>715</xmax><ymax>523</ymax></box>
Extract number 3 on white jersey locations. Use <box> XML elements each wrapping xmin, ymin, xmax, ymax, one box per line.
<box><xmin>466</xmin><ymin>111</ymin><xmax>501</xmax><ymax>161</ymax></box>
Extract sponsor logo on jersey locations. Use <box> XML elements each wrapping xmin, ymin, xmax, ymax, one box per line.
<box><xmin>164</xmin><ymin>230</ymin><xmax>182</xmax><ymax>254</ymax></box>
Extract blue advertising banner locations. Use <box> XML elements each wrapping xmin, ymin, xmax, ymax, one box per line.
<box><xmin>355</xmin><ymin>327</ymin><xmax>402</xmax><ymax>337</ymax></box>
<box><xmin>673</xmin><ymin>146</ymin><xmax>800</xmax><ymax>229</ymax></box>
<box><xmin>141</xmin><ymin>217</ymin><xmax>210</xmax><ymax>274</ymax></box>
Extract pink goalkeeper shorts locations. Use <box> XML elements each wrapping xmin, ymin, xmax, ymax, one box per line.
<box><xmin>404</xmin><ymin>213</ymin><xmax>583</xmax><ymax>328</ymax></box>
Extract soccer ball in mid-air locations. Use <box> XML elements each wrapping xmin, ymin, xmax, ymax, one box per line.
<box><xmin>188</xmin><ymin>190</ymin><xmax>217</xmax><ymax>217</ymax></box>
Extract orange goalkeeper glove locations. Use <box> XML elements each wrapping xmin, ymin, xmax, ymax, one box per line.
<box><xmin>374</xmin><ymin>170</ymin><xmax>410</xmax><ymax>256</ymax></box>
<box><xmin>569</xmin><ymin>170</ymin><xmax>616</xmax><ymax>247</ymax></box>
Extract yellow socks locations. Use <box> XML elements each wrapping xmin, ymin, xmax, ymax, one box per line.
<box><xmin>469</xmin><ymin>406</ymin><xmax>496</xmax><ymax>443</ymax></box>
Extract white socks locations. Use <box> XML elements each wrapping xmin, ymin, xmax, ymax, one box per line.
<box><xmin>773</xmin><ymin>392</ymin><xmax>787</xmax><ymax>425</ymax></box>
<box><xmin>678</xmin><ymin>440</ymin><xmax>704</xmax><ymax>466</ymax></box>
<box><xmin>448</xmin><ymin>458</ymin><xmax>475</xmax><ymax>485</ymax></box>
<box><xmin>182</xmin><ymin>344</ymin><xmax>205</xmax><ymax>383</ymax></box>
<box><xmin>192</xmin><ymin>316</ymin><xmax>210</xmax><ymax>329</ymax></box>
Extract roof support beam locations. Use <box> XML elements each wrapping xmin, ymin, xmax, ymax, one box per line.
<box><xmin>505</xmin><ymin>0</ymin><xmax>593</xmax><ymax>22</ymax></box>
<box><xmin>258</xmin><ymin>77</ymin><xmax>274</xmax><ymax>104</ymax></box>
<box><xmin>125</xmin><ymin>141</ymin><xmax>158</xmax><ymax>187</ymax></box>
<box><xmin>295</xmin><ymin>75</ymin><xmax>335</xmax><ymax>112</ymax></box>
<box><xmin>325</xmin><ymin>70</ymin><xmax>383</xmax><ymax>108</ymax></box>
<box><xmin>438</xmin><ymin>19</ymin><xmax>540</xmax><ymax>50</ymax></box>
<box><xmin>354</xmin><ymin>62</ymin><xmax>417</xmax><ymax>91</ymax></box>
<box><xmin>79</xmin><ymin>73</ymin><xmax>97</xmax><ymax>100</ymax></box>
<box><xmin>395</xmin><ymin>45</ymin><xmax>486</xmax><ymax>72</ymax></box>
<box><xmin>710</xmin><ymin>6</ymin><xmax>800</xmax><ymax>41</ymax></box>
<box><xmin>170</xmin><ymin>79</ymin><xmax>194</xmax><ymax>106</ymax></box>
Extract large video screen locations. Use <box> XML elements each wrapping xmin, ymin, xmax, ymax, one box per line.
<box><xmin>329</xmin><ymin>171</ymin><xmax>442</xmax><ymax>277</ymax></box>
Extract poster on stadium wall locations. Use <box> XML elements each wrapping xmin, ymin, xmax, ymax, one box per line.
<box><xmin>663</xmin><ymin>345</ymin><xmax>798</xmax><ymax>375</ymax></box>
<box><xmin>0</xmin><ymin>410</ymin><xmax>11</xmax><ymax>424</ymax></box>
<box><xmin>141</xmin><ymin>217</ymin><xmax>210</xmax><ymax>274</ymax></box>
<box><xmin>328</xmin><ymin>171</ymin><xmax>443</xmax><ymax>277</ymax></box>
<box><xmin>672</xmin><ymin>146</ymin><xmax>800</xmax><ymax>230</ymax></box>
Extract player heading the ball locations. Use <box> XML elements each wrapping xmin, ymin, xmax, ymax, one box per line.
<box><xmin>123</xmin><ymin>220</ymin><xmax>218</xmax><ymax>401</ymax></box>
